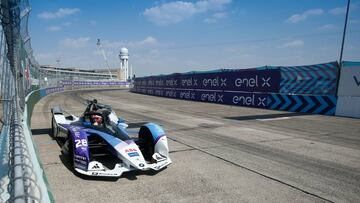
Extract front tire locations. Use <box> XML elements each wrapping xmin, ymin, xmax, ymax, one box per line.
<box><xmin>52</xmin><ymin>117</ymin><xmax>58</xmax><ymax>138</ymax></box>
<box><xmin>68</xmin><ymin>138</ymin><xmax>74</xmax><ymax>167</ymax></box>
<box><xmin>139</xmin><ymin>127</ymin><xmax>154</xmax><ymax>161</ymax></box>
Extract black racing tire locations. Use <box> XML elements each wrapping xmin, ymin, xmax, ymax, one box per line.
<box><xmin>51</xmin><ymin>117</ymin><xmax>57</xmax><ymax>138</ymax></box>
<box><xmin>139</xmin><ymin>127</ymin><xmax>154</xmax><ymax>161</ymax></box>
<box><xmin>68</xmin><ymin>138</ymin><xmax>74</xmax><ymax>167</ymax></box>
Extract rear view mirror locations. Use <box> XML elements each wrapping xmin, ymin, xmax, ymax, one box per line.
<box><xmin>118</xmin><ymin>117</ymin><xmax>126</xmax><ymax>123</ymax></box>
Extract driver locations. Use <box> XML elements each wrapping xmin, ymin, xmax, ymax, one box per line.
<box><xmin>91</xmin><ymin>114</ymin><xmax>103</xmax><ymax>126</ymax></box>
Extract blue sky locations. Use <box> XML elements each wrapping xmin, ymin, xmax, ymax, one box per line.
<box><xmin>29</xmin><ymin>0</ymin><xmax>360</xmax><ymax>76</ymax></box>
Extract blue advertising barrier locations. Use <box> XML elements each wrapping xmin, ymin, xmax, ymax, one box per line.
<box><xmin>133</xmin><ymin>61</ymin><xmax>341</xmax><ymax>115</ymax></box>
<box><xmin>135</xmin><ymin>69</ymin><xmax>281</xmax><ymax>93</ymax></box>
<box><xmin>136</xmin><ymin>62</ymin><xmax>339</xmax><ymax>96</ymax></box>
<box><xmin>133</xmin><ymin>86</ymin><xmax>337</xmax><ymax>115</ymax></box>
<box><xmin>39</xmin><ymin>87</ymin><xmax>65</xmax><ymax>98</ymax></box>
<box><xmin>61</xmin><ymin>80</ymin><xmax>129</xmax><ymax>87</ymax></box>
<box><xmin>133</xmin><ymin>87</ymin><xmax>269</xmax><ymax>109</ymax></box>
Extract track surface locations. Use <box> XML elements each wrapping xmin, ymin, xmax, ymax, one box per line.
<box><xmin>31</xmin><ymin>89</ymin><xmax>360</xmax><ymax>203</ymax></box>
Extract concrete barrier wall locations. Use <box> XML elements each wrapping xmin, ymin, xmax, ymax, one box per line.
<box><xmin>24</xmin><ymin>89</ymin><xmax>57</xmax><ymax>202</ymax></box>
<box><xmin>337</xmin><ymin>61</ymin><xmax>360</xmax><ymax>97</ymax></box>
<box><xmin>133</xmin><ymin>62</ymin><xmax>339</xmax><ymax>115</ymax></box>
<box><xmin>336</xmin><ymin>96</ymin><xmax>360</xmax><ymax>118</ymax></box>
<box><xmin>336</xmin><ymin>61</ymin><xmax>360</xmax><ymax>118</ymax></box>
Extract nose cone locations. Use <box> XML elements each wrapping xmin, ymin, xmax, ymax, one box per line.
<box><xmin>120</xmin><ymin>143</ymin><xmax>147</xmax><ymax>169</ymax></box>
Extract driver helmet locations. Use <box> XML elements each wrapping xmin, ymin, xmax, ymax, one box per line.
<box><xmin>91</xmin><ymin>115</ymin><xmax>103</xmax><ymax>125</ymax></box>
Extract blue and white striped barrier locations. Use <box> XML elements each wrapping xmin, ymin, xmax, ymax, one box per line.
<box><xmin>278</xmin><ymin>62</ymin><xmax>338</xmax><ymax>95</ymax></box>
<box><xmin>267</xmin><ymin>94</ymin><xmax>337</xmax><ymax>115</ymax></box>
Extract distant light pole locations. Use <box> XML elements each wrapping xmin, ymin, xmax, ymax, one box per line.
<box><xmin>336</xmin><ymin>0</ymin><xmax>351</xmax><ymax>96</ymax></box>
<box><xmin>97</xmin><ymin>39</ymin><xmax>113</xmax><ymax>80</ymax></box>
<box><xmin>339</xmin><ymin>0</ymin><xmax>351</xmax><ymax>67</ymax></box>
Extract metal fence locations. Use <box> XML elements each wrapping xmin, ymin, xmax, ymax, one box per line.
<box><xmin>0</xmin><ymin>0</ymin><xmax>48</xmax><ymax>201</ymax></box>
<box><xmin>0</xmin><ymin>26</ymin><xmax>16</xmax><ymax>202</ymax></box>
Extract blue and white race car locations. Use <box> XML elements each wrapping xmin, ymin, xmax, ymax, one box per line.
<box><xmin>51</xmin><ymin>99</ymin><xmax>171</xmax><ymax>177</ymax></box>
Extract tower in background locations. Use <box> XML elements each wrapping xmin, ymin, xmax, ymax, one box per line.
<box><xmin>119</xmin><ymin>47</ymin><xmax>129</xmax><ymax>81</ymax></box>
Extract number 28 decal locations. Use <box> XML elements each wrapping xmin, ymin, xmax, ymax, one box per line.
<box><xmin>75</xmin><ymin>139</ymin><xmax>88</xmax><ymax>148</ymax></box>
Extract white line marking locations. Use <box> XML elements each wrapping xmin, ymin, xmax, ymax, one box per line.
<box><xmin>256</xmin><ymin>117</ymin><xmax>291</xmax><ymax>121</ymax></box>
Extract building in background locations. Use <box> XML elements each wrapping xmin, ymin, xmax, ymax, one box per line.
<box><xmin>41</xmin><ymin>47</ymin><xmax>134</xmax><ymax>81</ymax></box>
<box><xmin>40</xmin><ymin>65</ymin><xmax>113</xmax><ymax>81</ymax></box>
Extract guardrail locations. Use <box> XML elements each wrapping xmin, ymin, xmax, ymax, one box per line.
<box><xmin>8</xmin><ymin>98</ymin><xmax>45</xmax><ymax>203</ymax></box>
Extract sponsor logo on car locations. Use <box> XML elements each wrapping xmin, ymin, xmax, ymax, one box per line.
<box><xmin>92</xmin><ymin>172</ymin><xmax>118</xmax><ymax>176</ymax></box>
<box><xmin>74</xmin><ymin>155</ymin><xmax>87</xmax><ymax>160</ymax></box>
<box><xmin>92</xmin><ymin>164</ymin><xmax>101</xmax><ymax>169</ymax></box>
<box><xmin>125</xmin><ymin>148</ymin><xmax>137</xmax><ymax>153</ymax></box>
<box><xmin>128</xmin><ymin>152</ymin><xmax>139</xmax><ymax>157</ymax></box>
<box><xmin>74</xmin><ymin>159</ymin><xmax>87</xmax><ymax>165</ymax></box>
<box><xmin>125</xmin><ymin>148</ymin><xmax>139</xmax><ymax>157</ymax></box>
<box><xmin>74</xmin><ymin>163</ymin><xmax>87</xmax><ymax>170</ymax></box>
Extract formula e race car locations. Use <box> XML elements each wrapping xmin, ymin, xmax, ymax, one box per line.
<box><xmin>51</xmin><ymin>99</ymin><xmax>171</xmax><ymax>177</ymax></box>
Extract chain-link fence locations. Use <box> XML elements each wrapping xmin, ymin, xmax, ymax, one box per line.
<box><xmin>0</xmin><ymin>24</ymin><xmax>16</xmax><ymax>202</ymax></box>
<box><xmin>0</xmin><ymin>0</ymin><xmax>53</xmax><ymax>202</ymax></box>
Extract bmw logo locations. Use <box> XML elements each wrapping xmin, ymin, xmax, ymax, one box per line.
<box><xmin>139</xmin><ymin>163</ymin><xmax>144</xmax><ymax>167</ymax></box>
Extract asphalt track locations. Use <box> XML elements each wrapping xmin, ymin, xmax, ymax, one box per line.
<box><xmin>31</xmin><ymin>89</ymin><xmax>360</xmax><ymax>203</ymax></box>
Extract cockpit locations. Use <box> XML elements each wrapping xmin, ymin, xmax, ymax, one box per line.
<box><xmin>82</xmin><ymin>110</ymin><xmax>131</xmax><ymax>141</ymax></box>
<box><xmin>83</xmin><ymin>109</ymin><xmax>110</xmax><ymax>126</ymax></box>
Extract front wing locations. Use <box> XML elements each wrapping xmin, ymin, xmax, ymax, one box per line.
<box><xmin>74</xmin><ymin>153</ymin><xmax>172</xmax><ymax>177</ymax></box>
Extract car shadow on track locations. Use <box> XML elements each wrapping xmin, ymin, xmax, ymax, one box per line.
<box><xmin>225</xmin><ymin>112</ymin><xmax>309</xmax><ymax>121</ymax></box>
<box><xmin>31</xmin><ymin>128</ymin><xmax>52</xmax><ymax>136</ymax></box>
